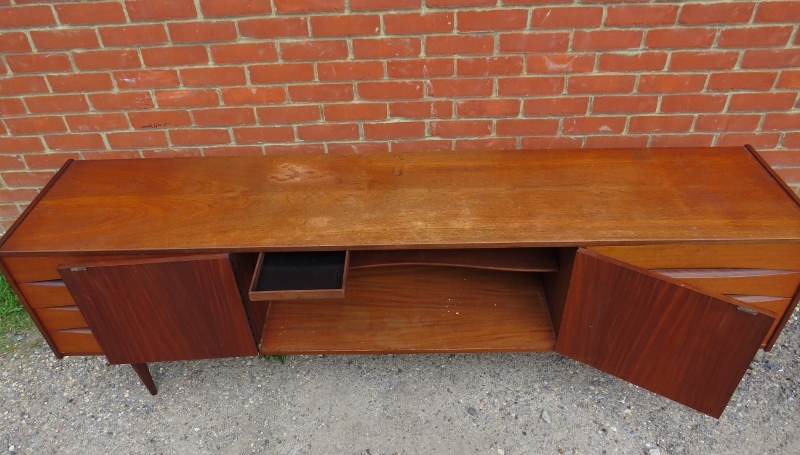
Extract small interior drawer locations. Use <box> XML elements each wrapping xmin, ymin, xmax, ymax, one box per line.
<box><xmin>249</xmin><ymin>251</ymin><xmax>349</xmax><ymax>301</ymax></box>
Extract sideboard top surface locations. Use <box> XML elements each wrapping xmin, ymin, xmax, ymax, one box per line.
<box><xmin>3</xmin><ymin>147</ymin><xmax>800</xmax><ymax>254</ymax></box>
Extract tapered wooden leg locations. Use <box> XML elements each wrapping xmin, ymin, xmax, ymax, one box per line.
<box><xmin>131</xmin><ymin>363</ymin><xmax>158</xmax><ymax>395</ymax></box>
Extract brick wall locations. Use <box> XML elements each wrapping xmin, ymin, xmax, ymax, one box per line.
<box><xmin>0</xmin><ymin>0</ymin><xmax>799</xmax><ymax>231</ymax></box>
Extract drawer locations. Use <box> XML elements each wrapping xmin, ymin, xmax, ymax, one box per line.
<box><xmin>655</xmin><ymin>269</ymin><xmax>800</xmax><ymax>298</ymax></box>
<box><xmin>49</xmin><ymin>329</ymin><xmax>103</xmax><ymax>355</ymax></box>
<box><xmin>589</xmin><ymin>244</ymin><xmax>800</xmax><ymax>270</ymax></box>
<box><xmin>35</xmin><ymin>306</ymin><xmax>88</xmax><ymax>331</ymax></box>
<box><xmin>2</xmin><ymin>254</ymin><xmax>170</xmax><ymax>283</ymax></box>
<box><xmin>249</xmin><ymin>251</ymin><xmax>349</xmax><ymax>301</ymax></box>
<box><xmin>17</xmin><ymin>280</ymin><xmax>74</xmax><ymax>308</ymax></box>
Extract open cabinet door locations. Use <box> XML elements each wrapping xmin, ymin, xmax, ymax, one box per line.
<box><xmin>59</xmin><ymin>254</ymin><xmax>257</xmax><ymax>365</ymax></box>
<box><xmin>556</xmin><ymin>249</ymin><xmax>774</xmax><ymax>418</ymax></box>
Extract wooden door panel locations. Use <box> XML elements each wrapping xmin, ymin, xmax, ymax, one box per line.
<box><xmin>556</xmin><ymin>249</ymin><xmax>773</xmax><ymax>418</ymax></box>
<box><xmin>59</xmin><ymin>254</ymin><xmax>256</xmax><ymax>364</ymax></box>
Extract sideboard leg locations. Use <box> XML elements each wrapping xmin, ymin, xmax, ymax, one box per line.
<box><xmin>131</xmin><ymin>363</ymin><xmax>158</xmax><ymax>395</ymax></box>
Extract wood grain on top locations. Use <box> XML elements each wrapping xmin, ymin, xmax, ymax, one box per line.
<box><xmin>3</xmin><ymin>147</ymin><xmax>800</xmax><ymax>254</ymax></box>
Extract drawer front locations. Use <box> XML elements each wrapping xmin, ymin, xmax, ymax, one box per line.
<box><xmin>3</xmin><ymin>254</ymin><xmax>169</xmax><ymax>283</ymax></box>
<box><xmin>17</xmin><ymin>281</ymin><xmax>74</xmax><ymax>308</ymax></box>
<box><xmin>49</xmin><ymin>329</ymin><xmax>102</xmax><ymax>355</ymax></box>
<box><xmin>35</xmin><ymin>306</ymin><xmax>89</xmax><ymax>331</ymax></box>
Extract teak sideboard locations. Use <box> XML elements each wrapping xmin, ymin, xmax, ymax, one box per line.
<box><xmin>2</xmin><ymin>146</ymin><xmax>799</xmax><ymax>419</ymax></box>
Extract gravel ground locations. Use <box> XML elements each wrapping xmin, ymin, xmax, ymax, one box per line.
<box><xmin>0</xmin><ymin>310</ymin><xmax>798</xmax><ymax>455</ymax></box>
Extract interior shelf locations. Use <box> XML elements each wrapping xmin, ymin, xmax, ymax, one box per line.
<box><xmin>259</xmin><ymin>265</ymin><xmax>556</xmax><ymax>354</ymax></box>
<box><xmin>349</xmin><ymin>248</ymin><xmax>559</xmax><ymax>272</ymax></box>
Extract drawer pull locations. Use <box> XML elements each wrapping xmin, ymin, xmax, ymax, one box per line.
<box><xmin>70</xmin><ymin>267</ymin><xmax>86</xmax><ymax>272</ymax></box>
<box><xmin>737</xmin><ymin>306</ymin><xmax>759</xmax><ymax>316</ymax></box>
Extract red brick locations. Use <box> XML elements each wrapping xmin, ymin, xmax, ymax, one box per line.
<box><xmin>211</xmin><ymin>43</ymin><xmax>278</xmax><ymax>64</ymax></box>
<box><xmin>274</xmin><ymin>0</ymin><xmax>344</xmax><ymax>14</ymax></box>
<box><xmin>778</xmin><ymin>71</ymin><xmax>800</xmax><ymax>89</ymax></box>
<box><xmin>638</xmin><ymin>74</ymin><xmax>707</xmax><ymax>93</ymax></box>
<box><xmin>729</xmin><ymin>93</ymin><xmax>797</xmax><ymax>111</ymax></box>
<box><xmin>156</xmin><ymin>89</ymin><xmax>220</xmax><ymax>108</ymax></box>
<box><xmin>0</xmin><ymin>32</ymin><xmax>31</xmax><ymax>53</ymax></box>
<box><xmin>0</xmin><ymin>188</ymin><xmax>43</xmax><ymax>206</ymax></box>
<box><xmin>496</xmin><ymin>119</ymin><xmax>559</xmax><ymax>136</ymax></box>
<box><xmin>457</xmin><ymin>99</ymin><xmax>520</xmax><ymax>117</ymax></box>
<box><xmin>430</xmin><ymin>120</ymin><xmax>491</xmax><ymax>138</ymax></box>
<box><xmin>527</xmin><ymin>54</ymin><xmax>595</xmax><ymax>74</ymax></box>
<box><xmin>384</xmin><ymin>12</ymin><xmax>454</xmax><ymax>35</ymax></box>
<box><xmin>297</xmin><ymin>123</ymin><xmax>359</xmax><ymax>141</ymax></box>
<box><xmin>661</xmin><ymin>94</ymin><xmax>727</xmax><ymax>113</ymax></box>
<box><xmin>258</xmin><ymin>105</ymin><xmax>320</xmax><ymax>124</ymax></box>
<box><xmin>358</xmin><ymin>81</ymin><xmax>423</xmax><ymax>100</ymax></box>
<box><xmin>262</xmin><ymin>143</ymin><xmax>325</xmax><ymax>155</ymax></box>
<box><xmin>249</xmin><ymin>64</ymin><xmax>315</xmax><ymax>84</ymax></box>
<box><xmin>89</xmin><ymin>92</ymin><xmax>154</xmax><ymax>111</ymax></box>
<box><xmin>203</xmin><ymin>145</ymin><xmax>263</xmax><ymax>157</ymax></box>
<box><xmin>646</xmin><ymin>28</ymin><xmax>716</xmax><ymax>49</ymax></box>
<box><xmin>521</xmin><ymin>136</ymin><xmax>584</xmax><ymax>149</ymax></box>
<box><xmin>680</xmin><ymin>2</ymin><xmax>755</xmax><ymax>25</ymax></box>
<box><xmin>0</xmin><ymin>137</ymin><xmax>44</xmax><ymax>153</ymax></box>
<box><xmin>55</xmin><ymin>2</ymin><xmax>125</xmax><ymax>25</ymax></box>
<box><xmin>6</xmin><ymin>54</ymin><xmax>71</xmax><ymax>73</ymax></box>
<box><xmin>353</xmin><ymin>38</ymin><xmax>421</xmax><ymax>59</ymax></box>
<box><xmin>498</xmin><ymin>77</ymin><xmax>564</xmax><ymax>96</ymax></box>
<box><xmin>233</xmin><ymin>127</ymin><xmax>294</xmax><ymax>144</ymax></box>
<box><xmin>0</xmin><ymin>76</ymin><xmax>48</xmax><ymax>95</ymax></box>
<box><xmin>125</xmin><ymin>0</ymin><xmax>197</xmax><ymax>21</ymax></box>
<box><xmin>605</xmin><ymin>5</ymin><xmax>679</xmax><ymax>26</ymax></box>
<box><xmin>428</xmin><ymin>78</ymin><xmax>494</xmax><ymax>97</ymax></box>
<box><xmin>193</xmin><ymin>108</ymin><xmax>256</xmax><ymax>127</ymax></box>
<box><xmin>141</xmin><ymin>148</ymin><xmax>203</xmax><ymax>158</ymax></box>
<box><xmin>25</xmin><ymin>152</ymin><xmax>81</xmax><ymax>169</ymax></box>
<box><xmin>328</xmin><ymin>142</ymin><xmax>390</xmax><ymax>154</ymax></box>
<box><xmin>221</xmin><ymin>87</ymin><xmax>285</xmax><ymax>105</ymax></box>
<box><xmin>763</xmin><ymin>113</ymin><xmax>800</xmax><ymax>130</ymax></box>
<box><xmin>0</xmin><ymin>6</ymin><xmax>56</xmax><ymax>28</ymax></box>
<box><xmin>391</xmin><ymin>139</ymin><xmax>452</xmax><ymax>153</ymax></box>
<box><xmin>82</xmin><ymin>150</ymin><xmax>142</xmax><ymax>160</ymax></box>
<box><xmin>351</xmin><ymin>0</ymin><xmax>420</xmax><ymax>10</ymax></box>
<box><xmin>142</xmin><ymin>46</ymin><xmax>208</xmax><ymax>67</ymax></box>
<box><xmin>0</xmin><ymin>155</ymin><xmax>26</xmax><ymax>170</ymax></box>
<box><xmin>25</xmin><ymin>95</ymin><xmax>87</xmax><ymax>114</ymax></box>
<box><xmin>200</xmin><ymin>0</ymin><xmax>272</xmax><ymax>17</ymax></box>
<box><xmin>238</xmin><ymin>17</ymin><xmax>309</xmax><ymax>39</ymax></box>
<box><xmin>0</xmin><ymin>98</ymin><xmax>26</xmax><ymax>116</ymax></box>
<box><xmin>325</xmin><ymin>103</ymin><xmax>387</xmax><ymax>121</ymax></box>
<box><xmin>573</xmin><ymin>30</ymin><xmax>643</xmax><ymax>50</ymax></box>
<box><xmin>458</xmin><ymin>57</ymin><xmax>524</xmax><ymax>76</ymax></box>
<box><xmin>716</xmin><ymin>132</ymin><xmax>780</xmax><ymax>149</ymax></box>
<box><xmin>169</xmin><ymin>21</ymin><xmax>237</xmax><ymax>43</ymax></box>
<box><xmin>427</xmin><ymin>0</ymin><xmax>496</xmax><ymax>6</ymax></box>
<box><xmin>669</xmin><ymin>51</ymin><xmax>739</xmax><ymax>71</ymax></box>
<box><xmin>318</xmin><ymin>61</ymin><xmax>385</xmax><ymax>81</ymax></box>
<box><xmin>115</xmin><ymin>70</ymin><xmax>180</xmax><ymax>89</ymax></box>
<box><xmin>568</xmin><ymin>75</ymin><xmax>635</xmax><ymax>94</ymax></box>
<box><xmin>181</xmin><ymin>67</ymin><xmax>246</xmax><ymax>87</ymax></box>
<box><xmin>66</xmin><ymin>113</ymin><xmax>129</xmax><ymax>132</ymax></box>
<box><xmin>387</xmin><ymin>59</ymin><xmax>454</xmax><ymax>78</ymax></box>
<box><xmin>455</xmin><ymin>138</ymin><xmax>519</xmax><ymax>151</ymax></box>
<box><xmin>389</xmin><ymin>101</ymin><xmax>453</xmax><ymax>119</ymax></box>
<box><xmin>48</xmin><ymin>73</ymin><xmax>114</xmax><ymax>93</ymax></box>
<box><xmin>457</xmin><ymin>10</ymin><xmax>528</xmax><ymax>32</ymax></box>
<box><xmin>755</xmin><ymin>1</ymin><xmax>800</xmax><ymax>22</ymax></box>
<box><xmin>30</xmin><ymin>29</ymin><xmax>99</xmax><ymax>51</ymax></box>
<box><xmin>2</xmin><ymin>172</ymin><xmax>54</xmax><ymax>189</ymax></box>
<box><xmin>563</xmin><ymin>117</ymin><xmax>626</xmax><ymax>134</ymax></box>
<box><xmin>311</xmin><ymin>15</ymin><xmax>380</xmax><ymax>37</ymax></box>
<box><xmin>783</xmin><ymin>133</ymin><xmax>800</xmax><ymax>149</ymax></box>
<box><xmin>585</xmin><ymin>136</ymin><xmax>650</xmax><ymax>148</ymax></box>
<box><xmin>695</xmin><ymin>114</ymin><xmax>761</xmax><ymax>132</ymax></box>
<box><xmin>759</xmin><ymin>150</ymin><xmax>800</xmax><ymax>167</ymax></box>
<box><xmin>44</xmin><ymin>133</ymin><xmax>105</xmax><ymax>151</ymax></box>
<box><xmin>5</xmin><ymin>116</ymin><xmax>66</xmax><ymax>135</ymax></box>
<box><xmin>499</xmin><ymin>33</ymin><xmax>570</xmax><ymax>53</ymax></box>
<box><xmin>100</xmin><ymin>24</ymin><xmax>169</xmax><ymax>47</ymax></box>
<box><xmin>281</xmin><ymin>41</ymin><xmax>349</xmax><ymax>61</ymax></box>
<box><xmin>592</xmin><ymin>95</ymin><xmax>658</xmax><ymax>114</ymax></box>
<box><xmin>708</xmin><ymin>72</ymin><xmax>777</xmax><ymax>91</ymax></box>
<box><xmin>523</xmin><ymin>97</ymin><xmax>589</xmax><ymax>116</ymax></box>
<box><xmin>742</xmin><ymin>49</ymin><xmax>800</xmax><ymax>69</ymax></box>
<box><xmin>170</xmin><ymin>129</ymin><xmax>231</xmax><ymax>146</ymax></box>
<box><xmin>719</xmin><ymin>26</ymin><xmax>793</xmax><ymax>48</ymax></box>
<box><xmin>289</xmin><ymin>84</ymin><xmax>354</xmax><ymax>102</ymax></box>
<box><xmin>74</xmin><ymin>50</ymin><xmax>141</xmax><ymax>70</ymax></box>
<box><xmin>128</xmin><ymin>110</ymin><xmax>191</xmax><ymax>129</ymax></box>
<box><xmin>364</xmin><ymin>122</ymin><xmax>425</xmax><ymax>140</ymax></box>
<box><xmin>531</xmin><ymin>7</ymin><xmax>603</xmax><ymax>28</ymax></box>
<box><xmin>107</xmin><ymin>131</ymin><xmax>169</xmax><ymax>148</ymax></box>
<box><xmin>598</xmin><ymin>52</ymin><xmax>667</xmax><ymax>72</ymax></box>
<box><xmin>427</xmin><ymin>35</ymin><xmax>494</xmax><ymax>55</ymax></box>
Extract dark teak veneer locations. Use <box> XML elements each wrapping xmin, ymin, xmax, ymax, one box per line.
<box><xmin>1</xmin><ymin>146</ymin><xmax>799</xmax><ymax>417</ymax></box>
